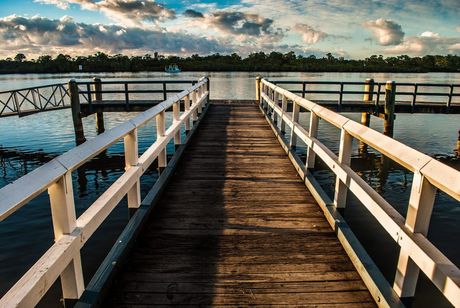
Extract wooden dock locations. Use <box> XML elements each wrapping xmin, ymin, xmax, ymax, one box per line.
<box><xmin>1</xmin><ymin>76</ymin><xmax>459</xmax><ymax>307</ymax></box>
<box><xmin>102</xmin><ymin>102</ymin><xmax>374</xmax><ymax>306</ymax></box>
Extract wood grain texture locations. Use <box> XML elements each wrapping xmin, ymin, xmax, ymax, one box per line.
<box><xmin>103</xmin><ymin>102</ymin><xmax>375</xmax><ymax>307</ymax></box>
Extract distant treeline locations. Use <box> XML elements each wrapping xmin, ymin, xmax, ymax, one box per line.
<box><xmin>1</xmin><ymin>52</ymin><xmax>459</xmax><ymax>73</ymax></box>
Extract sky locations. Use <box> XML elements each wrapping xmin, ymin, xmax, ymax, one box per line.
<box><xmin>0</xmin><ymin>0</ymin><xmax>459</xmax><ymax>59</ymax></box>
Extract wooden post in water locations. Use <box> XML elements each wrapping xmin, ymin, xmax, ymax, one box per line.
<box><xmin>92</xmin><ymin>77</ymin><xmax>105</xmax><ymax>134</ymax></box>
<box><xmin>384</xmin><ymin>81</ymin><xmax>396</xmax><ymax>137</ymax></box>
<box><xmin>69</xmin><ymin>80</ymin><xmax>86</xmax><ymax>145</ymax></box>
<box><xmin>255</xmin><ymin>76</ymin><xmax>262</xmax><ymax>104</ymax></box>
<box><xmin>361</xmin><ymin>78</ymin><xmax>374</xmax><ymax>126</ymax></box>
<box><xmin>359</xmin><ymin>78</ymin><xmax>374</xmax><ymax>154</ymax></box>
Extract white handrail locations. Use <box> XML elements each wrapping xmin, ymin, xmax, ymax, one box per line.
<box><xmin>0</xmin><ymin>77</ymin><xmax>209</xmax><ymax>307</ymax></box>
<box><xmin>260</xmin><ymin>78</ymin><xmax>460</xmax><ymax>307</ymax></box>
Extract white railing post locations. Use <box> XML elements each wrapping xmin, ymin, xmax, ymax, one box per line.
<box><xmin>261</xmin><ymin>84</ymin><xmax>266</xmax><ymax>109</ymax></box>
<box><xmin>48</xmin><ymin>172</ymin><xmax>84</xmax><ymax>301</ymax></box>
<box><xmin>124</xmin><ymin>128</ymin><xmax>140</xmax><ymax>209</ymax></box>
<box><xmin>306</xmin><ymin>112</ymin><xmax>319</xmax><ymax>168</ymax></box>
<box><xmin>184</xmin><ymin>94</ymin><xmax>191</xmax><ymax>131</ymax></box>
<box><xmin>393</xmin><ymin>172</ymin><xmax>437</xmax><ymax>298</ymax></box>
<box><xmin>281</xmin><ymin>95</ymin><xmax>288</xmax><ymax>133</ymax></box>
<box><xmin>289</xmin><ymin>101</ymin><xmax>300</xmax><ymax>148</ymax></box>
<box><xmin>191</xmin><ymin>90</ymin><xmax>198</xmax><ymax>122</ymax></box>
<box><xmin>173</xmin><ymin>100</ymin><xmax>181</xmax><ymax>146</ymax></box>
<box><xmin>255</xmin><ymin>76</ymin><xmax>261</xmax><ymax>104</ymax></box>
<box><xmin>156</xmin><ymin>110</ymin><xmax>167</xmax><ymax>170</ymax></box>
<box><xmin>197</xmin><ymin>85</ymin><xmax>203</xmax><ymax>114</ymax></box>
<box><xmin>333</xmin><ymin>129</ymin><xmax>353</xmax><ymax>208</ymax></box>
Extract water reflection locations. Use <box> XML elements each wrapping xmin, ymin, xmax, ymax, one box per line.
<box><xmin>0</xmin><ymin>72</ymin><xmax>459</xmax><ymax>306</ymax></box>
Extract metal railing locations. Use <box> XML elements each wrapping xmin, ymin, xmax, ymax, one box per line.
<box><xmin>0</xmin><ymin>77</ymin><xmax>209</xmax><ymax>306</ymax></box>
<box><xmin>273</xmin><ymin>80</ymin><xmax>460</xmax><ymax>109</ymax></box>
<box><xmin>0</xmin><ymin>84</ymin><xmax>70</xmax><ymax>117</ymax></box>
<box><xmin>76</xmin><ymin>79</ymin><xmax>198</xmax><ymax>107</ymax></box>
<box><xmin>259</xmin><ymin>77</ymin><xmax>460</xmax><ymax>307</ymax></box>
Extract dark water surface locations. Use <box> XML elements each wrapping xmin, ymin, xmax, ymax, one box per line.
<box><xmin>0</xmin><ymin>72</ymin><xmax>459</xmax><ymax>307</ymax></box>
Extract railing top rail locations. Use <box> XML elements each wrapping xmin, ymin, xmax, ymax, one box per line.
<box><xmin>272</xmin><ymin>80</ymin><xmax>460</xmax><ymax>87</ymax></box>
<box><xmin>261</xmin><ymin>78</ymin><xmax>460</xmax><ymax>201</ymax></box>
<box><xmin>0</xmin><ymin>77</ymin><xmax>208</xmax><ymax>221</ymax></box>
<box><xmin>75</xmin><ymin>80</ymin><xmax>197</xmax><ymax>85</ymax></box>
<box><xmin>77</xmin><ymin>89</ymin><xmax>185</xmax><ymax>95</ymax></box>
<box><xmin>0</xmin><ymin>83</ymin><xmax>67</xmax><ymax>94</ymax></box>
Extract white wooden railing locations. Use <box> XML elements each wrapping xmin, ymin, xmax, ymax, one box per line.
<box><xmin>259</xmin><ymin>77</ymin><xmax>460</xmax><ymax>307</ymax></box>
<box><xmin>0</xmin><ymin>77</ymin><xmax>209</xmax><ymax>307</ymax></box>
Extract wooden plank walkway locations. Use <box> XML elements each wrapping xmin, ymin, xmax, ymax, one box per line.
<box><xmin>103</xmin><ymin>102</ymin><xmax>375</xmax><ymax>306</ymax></box>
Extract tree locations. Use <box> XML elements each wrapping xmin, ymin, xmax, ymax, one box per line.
<box><xmin>14</xmin><ymin>53</ymin><xmax>26</xmax><ymax>62</ymax></box>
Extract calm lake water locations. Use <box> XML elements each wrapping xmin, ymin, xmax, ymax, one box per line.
<box><xmin>0</xmin><ymin>72</ymin><xmax>459</xmax><ymax>307</ymax></box>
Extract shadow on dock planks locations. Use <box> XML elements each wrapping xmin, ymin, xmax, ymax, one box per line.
<box><xmin>101</xmin><ymin>102</ymin><xmax>375</xmax><ymax>306</ymax></box>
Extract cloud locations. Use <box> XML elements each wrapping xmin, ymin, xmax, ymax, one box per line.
<box><xmin>364</xmin><ymin>18</ymin><xmax>405</xmax><ymax>46</ymax></box>
<box><xmin>385</xmin><ymin>31</ymin><xmax>460</xmax><ymax>55</ymax></box>
<box><xmin>0</xmin><ymin>15</ymin><xmax>229</xmax><ymax>57</ymax></box>
<box><xmin>183</xmin><ymin>10</ymin><xmax>283</xmax><ymax>44</ymax></box>
<box><xmin>183</xmin><ymin>9</ymin><xmax>204</xmax><ymax>18</ymax></box>
<box><xmin>35</xmin><ymin>0</ymin><xmax>70</xmax><ymax>9</ymax></box>
<box><xmin>294</xmin><ymin>23</ymin><xmax>328</xmax><ymax>44</ymax></box>
<box><xmin>35</xmin><ymin>0</ymin><xmax>175</xmax><ymax>26</ymax></box>
<box><xmin>208</xmin><ymin>11</ymin><xmax>279</xmax><ymax>37</ymax></box>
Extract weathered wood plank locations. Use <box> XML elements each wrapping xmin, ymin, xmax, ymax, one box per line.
<box><xmin>102</xmin><ymin>102</ymin><xmax>375</xmax><ymax>307</ymax></box>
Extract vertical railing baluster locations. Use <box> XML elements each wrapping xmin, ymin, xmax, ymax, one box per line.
<box><xmin>302</xmin><ymin>82</ymin><xmax>306</xmax><ymax>98</ymax></box>
<box><xmin>197</xmin><ymin>85</ymin><xmax>203</xmax><ymax>115</ymax></box>
<box><xmin>124</xmin><ymin>128</ymin><xmax>140</xmax><ymax>209</ymax></box>
<box><xmin>86</xmin><ymin>84</ymin><xmax>92</xmax><ymax>107</ymax></box>
<box><xmin>37</xmin><ymin>88</ymin><xmax>44</xmax><ymax>109</ymax></box>
<box><xmin>13</xmin><ymin>91</ymin><xmax>20</xmax><ymax>114</ymax></box>
<box><xmin>191</xmin><ymin>89</ymin><xmax>198</xmax><ymax>122</ymax></box>
<box><xmin>48</xmin><ymin>172</ymin><xmax>84</xmax><ymax>303</ymax></box>
<box><xmin>393</xmin><ymin>172</ymin><xmax>437</xmax><ymax>298</ymax></box>
<box><xmin>173</xmin><ymin>99</ymin><xmax>181</xmax><ymax>146</ymax></box>
<box><xmin>412</xmin><ymin>84</ymin><xmax>418</xmax><ymax>112</ymax></box>
<box><xmin>157</xmin><ymin>110</ymin><xmax>167</xmax><ymax>172</ymax></box>
<box><xmin>163</xmin><ymin>82</ymin><xmax>167</xmax><ymax>101</ymax></box>
<box><xmin>289</xmin><ymin>101</ymin><xmax>300</xmax><ymax>148</ymax></box>
<box><xmin>93</xmin><ymin>78</ymin><xmax>105</xmax><ymax>134</ymax></box>
<box><xmin>447</xmin><ymin>85</ymin><xmax>453</xmax><ymax>112</ymax></box>
<box><xmin>184</xmin><ymin>93</ymin><xmax>191</xmax><ymax>131</ymax></box>
<box><xmin>306</xmin><ymin>112</ymin><xmax>319</xmax><ymax>169</ymax></box>
<box><xmin>339</xmin><ymin>83</ymin><xmax>344</xmax><ymax>108</ymax></box>
<box><xmin>124</xmin><ymin>83</ymin><xmax>129</xmax><ymax>108</ymax></box>
<box><xmin>281</xmin><ymin>95</ymin><xmax>288</xmax><ymax>133</ymax></box>
<box><xmin>333</xmin><ymin>129</ymin><xmax>353</xmax><ymax>208</ymax></box>
<box><xmin>273</xmin><ymin>91</ymin><xmax>278</xmax><ymax>123</ymax></box>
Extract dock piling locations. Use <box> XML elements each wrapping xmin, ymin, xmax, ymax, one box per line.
<box><xmin>383</xmin><ymin>81</ymin><xmax>396</xmax><ymax>137</ymax></box>
<box><xmin>92</xmin><ymin>77</ymin><xmax>105</xmax><ymax>134</ymax></box>
<box><xmin>361</xmin><ymin>78</ymin><xmax>374</xmax><ymax>127</ymax></box>
<box><xmin>359</xmin><ymin>78</ymin><xmax>374</xmax><ymax>154</ymax></box>
<box><xmin>69</xmin><ymin>80</ymin><xmax>86</xmax><ymax>145</ymax></box>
